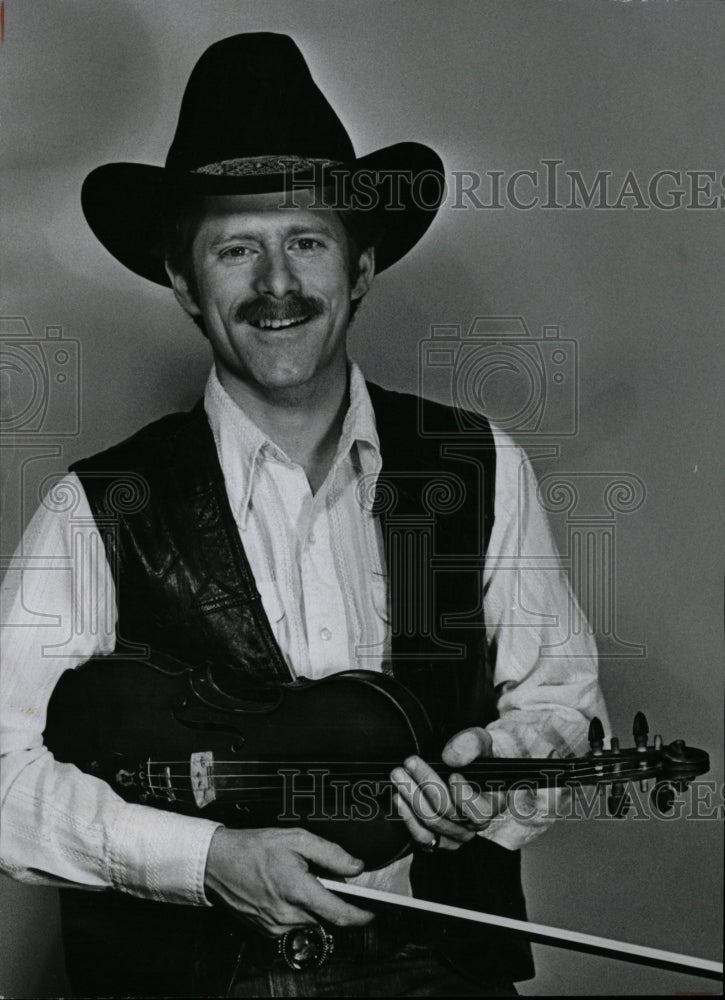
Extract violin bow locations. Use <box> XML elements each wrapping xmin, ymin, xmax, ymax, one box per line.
<box><xmin>320</xmin><ymin>879</ymin><xmax>723</xmax><ymax>982</ymax></box>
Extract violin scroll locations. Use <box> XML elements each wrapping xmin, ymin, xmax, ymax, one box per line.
<box><xmin>594</xmin><ymin>713</ymin><xmax>711</xmax><ymax>817</ymax></box>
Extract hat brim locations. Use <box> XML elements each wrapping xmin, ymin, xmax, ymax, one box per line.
<box><xmin>81</xmin><ymin>142</ymin><xmax>444</xmax><ymax>286</ymax></box>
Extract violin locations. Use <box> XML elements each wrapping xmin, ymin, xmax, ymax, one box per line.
<box><xmin>44</xmin><ymin>652</ymin><xmax>722</xmax><ymax>981</ymax></box>
<box><xmin>44</xmin><ymin>652</ymin><xmax>710</xmax><ymax>871</ymax></box>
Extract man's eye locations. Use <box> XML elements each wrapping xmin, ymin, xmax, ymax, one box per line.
<box><xmin>219</xmin><ymin>246</ymin><xmax>251</xmax><ymax>259</ymax></box>
<box><xmin>291</xmin><ymin>237</ymin><xmax>323</xmax><ymax>251</ymax></box>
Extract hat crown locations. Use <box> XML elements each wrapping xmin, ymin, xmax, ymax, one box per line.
<box><xmin>165</xmin><ymin>33</ymin><xmax>356</xmax><ymax>171</ymax></box>
<box><xmin>81</xmin><ymin>32</ymin><xmax>444</xmax><ymax>285</ymax></box>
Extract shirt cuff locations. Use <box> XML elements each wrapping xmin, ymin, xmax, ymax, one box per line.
<box><xmin>107</xmin><ymin>803</ymin><xmax>221</xmax><ymax>906</ymax></box>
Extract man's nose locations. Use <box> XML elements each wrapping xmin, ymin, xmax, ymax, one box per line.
<box><xmin>253</xmin><ymin>250</ymin><xmax>300</xmax><ymax>298</ymax></box>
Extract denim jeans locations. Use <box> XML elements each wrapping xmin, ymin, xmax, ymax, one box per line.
<box><xmin>60</xmin><ymin>890</ymin><xmax>523</xmax><ymax>998</ymax></box>
<box><xmin>227</xmin><ymin>943</ymin><xmax>518</xmax><ymax>997</ymax></box>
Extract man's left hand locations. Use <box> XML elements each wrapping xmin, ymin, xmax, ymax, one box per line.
<box><xmin>390</xmin><ymin>727</ymin><xmax>507</xmax><ymax>851</ymax></box>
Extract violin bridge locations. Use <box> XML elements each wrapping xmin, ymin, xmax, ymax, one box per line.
<box><xmin>190</xmin><ymin>751</ymin><xmax>216</xmax><ymax>809</ymax></box>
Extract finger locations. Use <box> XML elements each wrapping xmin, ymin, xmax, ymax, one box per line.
<box><xmin>509</xmin><ymin>784</ymin><xmax>565</xmax><ymax>825</ymax></box>
<box><xmin>448</xmin><ymin>773</ymin><xmax>493</xmax><ymax>826</ymax></box>
<box><xmin>395</xmin><ymin>790</ymin><xmax>435</xmax><ymax>845</ymax></box>
<box><xmin>442</xmin><ymin>727</ymin><xmax>492</xmax><ymax>768</ymax></box>
<box><xmin>500</xmin><ymin>748</ymin><xmax>567</xmax><ymax>826</ymax></box>
<box><xmin>393</xmin><ymin>774</ymin><xmax>468</xmax><ymax>838</ymax></box>
<box><xmin>293</xmin><ymin>831</ymin><xmax>365</xmax><ymax>877</ymax></box>
<box><xmin>397</xmin><ymin>756</ymin><xmax>457</xmax><ymax>820</ymax></box>
<box><xmin>300</xmin><ymin>875</ymin><xmax>374</xmax><ymax>927</ymax></box>
<box><xmin>536</xmin><ymin>748</ymin><xmax>565</xmax><ymax>816</ymax></box>
<box><xmin>395</xmin><ymin>792</ymin><xmax>474</xmax><ymax>847</ymax></box>
<box><xmin>449</xmin><ymin>774</ymin><xmax>507</xmax><ymax>827</ymax></box>
<box><xmin>231</xmin><ymin>902</ymin><xmax>313</xmax><ymax>938</ymax></box>
<box><xmin>254</xmin><ymin>908</ymin><xmax>316</xmax><ymax>937</ymax></box>
<box><xmin>259</xmin><ymin>921</ymin><xmax>310</xmax><ymax>937</ymax></box>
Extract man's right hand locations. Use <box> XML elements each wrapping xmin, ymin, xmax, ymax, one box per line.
<box><xmin>204</xmin><ymin>826</ymin><xmax>374</xmax><ymax>936</ymax></box>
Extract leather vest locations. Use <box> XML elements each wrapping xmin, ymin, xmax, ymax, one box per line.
<box><xmin>56</xmin><ymin>382</ymin><xmax>533</xmax><ymax>994</ymax></box>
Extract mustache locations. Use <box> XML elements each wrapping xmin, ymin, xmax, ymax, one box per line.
<box><xmin>233</xmin><ymin>293</ymin><xmax>324</xmax><ymax>326</ymax></box>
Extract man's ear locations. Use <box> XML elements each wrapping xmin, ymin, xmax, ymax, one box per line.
<box><xmin>351</xmin><ymin>247</ymin><xmax>376</xmax><ymax>301</ymax></box>
<box><xmin>164</xmin><ymin>261</ymin><xmax>202</xmax><ymax>318</ymax></box>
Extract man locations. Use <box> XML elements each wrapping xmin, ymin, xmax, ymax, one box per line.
<box><xmin>0</xmin><ymin>33</ymin><xmax>607</xmax><ymax>997</ymax></box>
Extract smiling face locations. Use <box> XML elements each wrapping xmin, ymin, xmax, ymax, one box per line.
<box><xmin>165</xmin><ymin>191</ymin><xmax>374</xmax><ymax>403</ymax></box>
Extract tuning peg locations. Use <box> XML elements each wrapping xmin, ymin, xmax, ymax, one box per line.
<box><xmin>610</xmin><ymin>736</ymin><xmax>620</xmax><ymax>752</ymax></box>
<box><xmin>666</xmin><ymin>739</ymin><xmax>689</xmax><ymax>762</ymax></box>
<box><xmin>651</xmin><ymin>781</ymin><xmax>676</xmax><ymax>815</ymax></box>
<box><xmin>588</xmin><ymin>717</ymin><xmax>605</xmax><ymax>754</ymax></box>
<box><xmin>633</xmin><ymin>711</ymin><xmax>649</xmax><ymax>750</ymax></box>
<box><xmin>607</xmin><ymin>781</ymin><xmax>631</xmax><ymax>818</ymax></box>
<box><xmin>639</xmin><ymin>735</ymin><xmax>662</xmax><ymax>792</ymax></box>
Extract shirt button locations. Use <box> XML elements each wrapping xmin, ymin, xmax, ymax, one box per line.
<box><xmin>319</xmin><ymin>627</ymin><xmax>332</xmax><ymax>641</ymax></box>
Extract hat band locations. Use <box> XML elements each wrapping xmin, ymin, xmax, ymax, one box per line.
<box><xmin>194</xmin><ymin>155</ymin><xmax>343</xmax><ymax>177</ymax></box>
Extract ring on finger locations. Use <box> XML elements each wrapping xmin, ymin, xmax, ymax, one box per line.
<box><xmin>420</xmin><ymin>831</ymin><xmax>441</xmax><ymax>853</ymax></box>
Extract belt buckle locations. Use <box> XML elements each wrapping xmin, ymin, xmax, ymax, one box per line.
<box><xmin>278</xmin><ymin>924</ymin><xmax>335</xmax><ymax>971</ymax></box>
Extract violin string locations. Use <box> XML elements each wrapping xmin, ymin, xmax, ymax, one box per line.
<box><xmin>149</xmin><ymin>775</ymin><xmax>652</xmax><ymax>794</ymax></box>
<box><xmin>154</xmin><ymin>769</ymin><xmax>656</xmax><ymax>785</ymax></box>
<box><xmin>143</xmin><ymin>756</ymin><xmax>657</xmax><ymax>766</ymax></box>
<box><xmin>148</xmin><ymin>759</ymin><xmax>655</xmax><ymax>772</ymax></box>
<box><xmin>141</xmin><ymin>762</ymin><xmax>659</xmax><ymax>780</ymax></box>
<box><xmin>143</xmin><ymin>767</ymin><xmax>662</xmax><ymax>797</ymax></box>
<box><xmin>144</xmin><ymin>761</ymin><xmax>658</xmax><ymax>776</ymax></box>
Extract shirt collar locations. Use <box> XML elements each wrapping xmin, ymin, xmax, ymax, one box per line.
<box><xmin>203</xmin><ymin>362</ymin><xmax>382</xmax><ymax>527</ymax></box>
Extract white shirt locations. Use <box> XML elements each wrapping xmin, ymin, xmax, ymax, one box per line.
<box><xmin>0</xmin><ymin>363</ymin><xmax>608</xmax><ymax>906</ymax></box>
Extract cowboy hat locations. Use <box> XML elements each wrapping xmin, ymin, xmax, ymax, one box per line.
<box><xmin>81</xmin><ymin>32</ymin><xmax>445</xmax><ymax>285</ymax></box>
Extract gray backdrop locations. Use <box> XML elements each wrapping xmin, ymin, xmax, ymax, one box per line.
<box><xmin>1</xmin><ymin>1</ymin><xmax>722</xmax><ymax>996</ymax></box>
